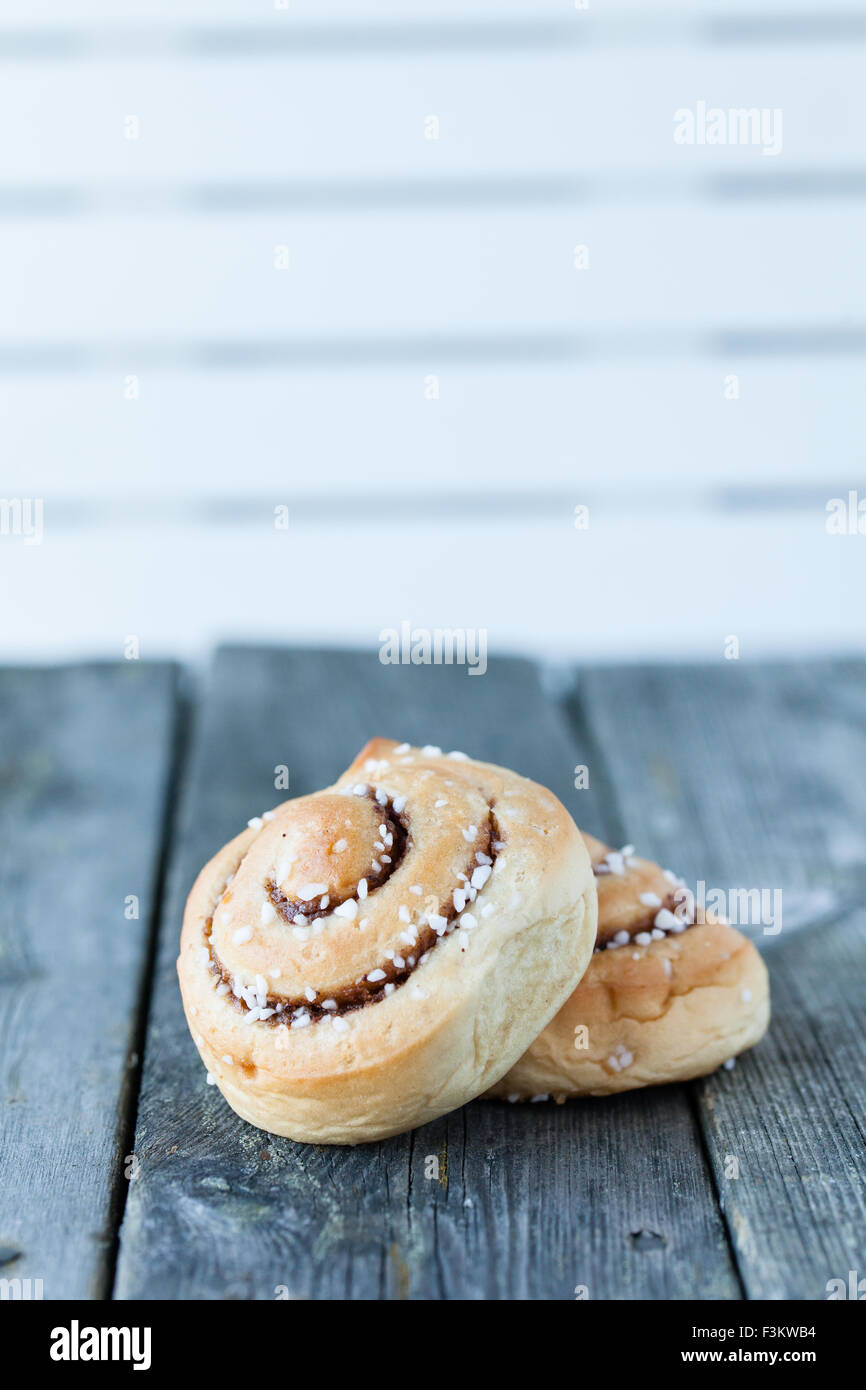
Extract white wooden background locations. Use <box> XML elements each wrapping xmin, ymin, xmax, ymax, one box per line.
<box><xmin>1</xmin><ymin>0</ymin><xmax>865</xmax><ymax>663</ymax></box>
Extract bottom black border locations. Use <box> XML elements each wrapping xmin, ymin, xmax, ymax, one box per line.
<box><xmin>0</xmin><ymin>1297</ymin><xmax>859</xmax><ymax>1374</ymax></box>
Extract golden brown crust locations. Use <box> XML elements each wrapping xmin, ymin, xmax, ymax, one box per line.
<box><xmin>486</xmin><ymin>835</ymin><xmax>770</xmax><ymax>1099</ymax></box>
<box><xmin>178</xmin><ymin>739</ymin><xmax>597</xmax><ymax>1143</ymax></box>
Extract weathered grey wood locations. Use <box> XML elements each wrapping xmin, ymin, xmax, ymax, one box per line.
<box><xmin>572</xmin><ymin>659</ymin><xmax>866</xmax><ymax>1300</ymax></box>
<box><xmin>0</xmin><ymin>662</ymin><xmax>179</xmax><ymax>1299</ymax></box>
<box><xmin>116</xmin><ymin>645</ymin><xmax>737</xmax><ymax>1300</ymax></box>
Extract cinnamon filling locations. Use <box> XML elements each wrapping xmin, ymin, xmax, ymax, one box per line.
<box><xmin>206</xmin><ymin>802</ymin><xmax>500</xmax><ymax>1024</ymax></box>
<box><xmin>593</xmin><ymin>887</ymin><xmax>694</xmax><ymax>952</ymax></box>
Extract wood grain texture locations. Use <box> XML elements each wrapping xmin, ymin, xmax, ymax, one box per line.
<box><xmin>571</xmin><ymin>659</ymin><xmax>866</xmax><ymax>1299</ymax></box>
<box><xmin>114</xmin><ymin>645</ymin><xmax>737</xmax><ymax>1300</ymax></box>
<box><xmin>0</xmin><ymin>661</ymin><xmax>179</xmax><ymax>1299</ymax></box>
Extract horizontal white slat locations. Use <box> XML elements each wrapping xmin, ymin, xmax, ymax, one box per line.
<box><xmin>0</xmin><ymin>360</ymin><xmax>861</xmax><ymax>497</ymax></box>
<box><xmin>2</xmin><ymin>1</ymin><xmax>864</xmax><ymax>28</ymax></box>
<box><xmin>1</xmin><ymin>50</ymin><xmax>862</xmax><ymax>182</ymax></box>
<box><xmin>1</xmin><ymin>206</ymin><xmax>863</xmax><ymax>341</ymax></box>
<box><xmin>0</xmin><ymin>1</ymin><xmax>566</xmax><ymax>25</ymax></box>
<box><xmin>1</xmin><ymin>512</ymin><xmax>862</xmax><ymax>664</ymax></box>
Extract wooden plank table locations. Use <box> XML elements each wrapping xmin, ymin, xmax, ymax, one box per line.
<box><xmin>0</xmin><ymin>662</ymin><xmax>179</xmax><ymax>1299</ymax></box>
<box><xmin>1</xmin><ymin>648</ymin><xmax>863</xmax><ymax>1301</ymax></box>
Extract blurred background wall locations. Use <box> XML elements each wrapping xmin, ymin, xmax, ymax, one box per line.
<box><xmin>1</xmin><ymin>0</ymin><xmax>864</xmax><ymax>665</ymax></box>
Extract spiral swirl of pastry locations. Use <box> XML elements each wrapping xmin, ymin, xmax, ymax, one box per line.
<box><xmin>178</xmin><ymin>738</ymin><xmax>597</xmax><ymax>1144</ymax></box>
<box><xmin>204</xmin><ymin>767</ymin><xmax>499</xmax><ymax>1026</ymax></box>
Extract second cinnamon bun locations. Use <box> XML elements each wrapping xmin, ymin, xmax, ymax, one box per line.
<box><xmin>487</xmin><ymin>833</ymin><xmax>770</xmax><ymax>1100</ymax></box>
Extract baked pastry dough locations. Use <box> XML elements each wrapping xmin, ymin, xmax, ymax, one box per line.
<box><xmin>487</xmin><ymin>833</ymin><xmax>769</xmax><ymax>1100</ymax></box>
<box><xmin>178</xmin><ymin>739</ymin><xmax>597</xmax><ymax>1143</ymax></box>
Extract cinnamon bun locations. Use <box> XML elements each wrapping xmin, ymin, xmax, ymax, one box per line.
<box><xmin>487</xmin><ymin>833</ymin><xmax>769</xmax><ymax>1100</ymax></box>
<box><xmin>178</xmin><ymin>739</ymin><xmax>597</xmax><ymax>1143</ymax></box>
